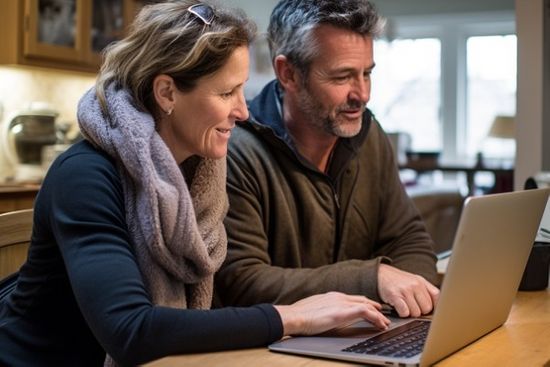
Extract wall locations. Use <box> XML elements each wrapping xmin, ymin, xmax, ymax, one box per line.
<box><xmin>226</xmin><ymin>0</ymin><xmax>279</xmax><ymax>32</ymax></box>
<box><xmin>372</xmin><ymin>0</ymin><xmax>514</xmax><ymax>16</ymax></box>
<box><xmin>227</xmin><ymin>0</ymin><xmax>515</xmax><ymax>24</ymax></box>
<box><xmin>0</xmin><ymin>66</ymin><xmax>96</xmax><ymax>181</ymax></box>
<box><xmin>515</xmin><ymin>0</ymin><xmax>550</xmax><ymax>189</ymax></box>
<box><xmin>225</xmin><ymin>2</ymin><xmax>517</xmax><ymax>51</ymax></box>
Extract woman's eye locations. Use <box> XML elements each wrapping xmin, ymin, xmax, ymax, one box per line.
<box><xmin>221</xmin><ymin>91</ymin><xmax>234</xmax><ymax>99</ymax></box>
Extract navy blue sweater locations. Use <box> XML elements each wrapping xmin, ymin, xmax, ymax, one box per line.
<box><xmin>0</xmin><ymin>140</ymin><xmax>283</xmax><ymax>366</ymax></box>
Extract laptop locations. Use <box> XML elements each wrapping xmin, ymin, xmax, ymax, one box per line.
<box><xmin>269</xmin><ymin>188</ymin><xmax>550</xmax><ymax>367</ymax></box>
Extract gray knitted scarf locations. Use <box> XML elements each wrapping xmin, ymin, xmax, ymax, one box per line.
<box><xmin>78</xmin><ymin>85</ymin><xmax>228</xmax><ymax>365</ymax></box>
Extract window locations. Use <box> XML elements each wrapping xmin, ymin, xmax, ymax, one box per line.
<box><xmin>370</xmin><ymin>13</ymin><xmax>515</xmax><ymax>163</ymax></box>
<box><xmin>466</xmin><ymin>35</ymin><xmax>517</xmax><ymax>162</ymax></box>
<box><xmin>371</xmin><ymin>38</ymin><xmax>441</xmax><ymax>152</ymax></box>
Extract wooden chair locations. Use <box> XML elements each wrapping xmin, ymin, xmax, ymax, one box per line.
<box><xmin>0</xmin><ymin>209</ymin><xmax>33</xmax><ymax>280</ymax></box>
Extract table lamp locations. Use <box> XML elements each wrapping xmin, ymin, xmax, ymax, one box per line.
<box><xmin>488</xmin><ymin>115</ymin><xmax>514</xmax><ymax>140</ymax></box>
<box><xmin>478</xmin><ymin>115</ymin><xmax>515</xmax><ymax>168</ymax></box>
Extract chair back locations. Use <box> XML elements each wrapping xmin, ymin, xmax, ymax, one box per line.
<box><xmin>410</xmin><ymin>190</ymin><xmax>464</xmax><ymax>254</ymax></box>
<box><xmin>0</xmin><ymin>209</ymin><xmax>33</xmax><ymax>280</ymax></box>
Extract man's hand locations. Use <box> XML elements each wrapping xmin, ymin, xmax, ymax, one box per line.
<box><xmin>377</xmin><ymin>263</ymin><xmax>440</xmax><ymax>317</ymax></box>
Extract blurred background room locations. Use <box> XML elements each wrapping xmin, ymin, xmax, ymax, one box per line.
<box><xmin>0</xmin><ymin>0</ymin><xmax>549</xmax><ymax>247</ymax></box>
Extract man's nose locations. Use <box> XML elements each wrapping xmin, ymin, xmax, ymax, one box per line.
<box><xmin>350</xmin><ymin>77</ymin><xmax>370</xmax><ymax>104</ymax></box>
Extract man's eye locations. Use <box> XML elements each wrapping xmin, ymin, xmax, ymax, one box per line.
<box><xmin>221</xmin><ymin>91</ymin><xmax>234</xmax><ymax>98</ymax></box>
<box><xmin>333</xmin><ymin>75</ymin><xmax>350</xmax><ymax>83</ymax></box>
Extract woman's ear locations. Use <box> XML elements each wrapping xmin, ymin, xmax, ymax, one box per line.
<box><xmin>273</xmin><ymin>55</ymin><xmax>302</xmax><ymax>93</ymax></box>
<box><xmin>153</xmin><ymin>74</ymin><xmax>176</xmax><ymax>115</ymax></box>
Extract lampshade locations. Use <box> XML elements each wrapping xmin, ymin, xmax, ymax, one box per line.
<box><xmin>487</xmin><ymin>115</ymin><xmax>515</xmax><ymax>139</ymax></box>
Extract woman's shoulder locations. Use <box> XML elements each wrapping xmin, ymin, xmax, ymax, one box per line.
<box><xmin>49</xmin><ymin>140</ymin><xmax>117</xmax><ymax>177</ymax></box>
<box><xmin>57</xmin><ymin>139</ymin><xmax>113</xmax><ymax>164</ymax></box>
<box><xmin>36</xmin><ymin>139</ymin><xmax>124</xmax><ymax>216</ymax></box>
<box><xmin>41</xmin><ymin>139</ymin><xmax>121</xmax><ymax>197</ymax></box>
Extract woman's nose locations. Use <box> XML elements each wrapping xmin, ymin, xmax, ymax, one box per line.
<box><xmin>233</xmin><ymin>92</ymin><xmax>249</xmax><ymax>121</ymax></box>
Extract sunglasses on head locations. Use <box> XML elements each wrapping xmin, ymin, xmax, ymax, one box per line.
<box><xmin>187</xmin><ymin>3</ymin><xmax>215</xmax><ymax>25</ymax></box>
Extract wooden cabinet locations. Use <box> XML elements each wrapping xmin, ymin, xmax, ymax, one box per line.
<box><xmin>0</xmin><ymin>0</ymin><xmax>139</xmax><ymax>73</ymax></box>
<box><xmin>0</xmin><ymin>185</ymin><xmax>40</xmax><ymax>214</ymax></box>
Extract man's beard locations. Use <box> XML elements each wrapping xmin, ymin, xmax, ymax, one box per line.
<box><xmin>296</xmin><ymin>85</ymin><xmax>364</xmax><ymax>138</ymax></box>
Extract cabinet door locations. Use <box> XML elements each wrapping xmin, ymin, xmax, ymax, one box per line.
<box><xmin>88</xmin><ymin>0</ymin><xmax>127</xmax><ymax>64</ymax></box>
<box><xmin>23</xmin><ymin>0</ymin><xmax>88</xmax><ymax>62</ymax></box>
<box><xmin>19</xmin><ymin>0</ymin><xmax>138</xmax><ymax>71</ymax></box>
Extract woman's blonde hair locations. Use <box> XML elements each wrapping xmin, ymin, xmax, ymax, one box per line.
<box><xmin>95</xmin><ymin>0</ymin><xmax>256</xmax><ymax>120</ymax></box>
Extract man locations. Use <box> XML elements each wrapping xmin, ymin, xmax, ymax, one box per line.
<box><xmin>216</xmin><ymin>0</ymin><xmax>440</xmax><ymax>318</ymax></box>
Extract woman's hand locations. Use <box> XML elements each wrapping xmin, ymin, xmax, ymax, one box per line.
<box><xmin>274</xmin><ymin>291</ymin><xmax>391</xmax><ymax>336</ymax></box>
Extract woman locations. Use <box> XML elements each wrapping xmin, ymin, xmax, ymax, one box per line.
<box><xmin>0</xmin><ymin>1</ymin><xmax>390</xmax><ymax>366</ymax></box>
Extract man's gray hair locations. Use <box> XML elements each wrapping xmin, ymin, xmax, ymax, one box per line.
<box><xmin>268</xmin><ymin>0</ymin><xmax>384</xmax><ymax>75</ymax></box>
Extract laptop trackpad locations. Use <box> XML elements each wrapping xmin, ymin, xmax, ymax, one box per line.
<box><xmin>320</xmin><ymin>317</ymin><xmax>411</xmax><ymax>338</ymax></box>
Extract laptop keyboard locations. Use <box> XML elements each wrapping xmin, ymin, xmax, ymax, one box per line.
<box><xmin>341</xmin><ymin>319</ymin><xmax>430</xmax><ymax>358</ymax></box>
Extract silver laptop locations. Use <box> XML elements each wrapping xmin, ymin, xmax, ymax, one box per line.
<box><xmin>269</xmin><ymin>188</ymin><xmax>550</xmax><ymax>367</ymax></box>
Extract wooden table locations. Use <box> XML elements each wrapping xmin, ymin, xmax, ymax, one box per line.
<box><xmin>400</xmin><ymin>162</ymin><xmax>514</xmax><ymax>196</ymax></box>
<box><xmin>147</xmin><ymin>288</ymin><xmax>550</xmax><ymax>367</ymax></box>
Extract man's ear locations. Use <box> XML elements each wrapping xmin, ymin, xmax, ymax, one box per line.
<box><xmin>274</xmin><ymin>55</ymin><xmax>303</xmax><ymax>93</ymax></box>
<box><xmin>153</xmin><ymin>74</ymin><xmax>176</xmax><ymax>115</ymax></box>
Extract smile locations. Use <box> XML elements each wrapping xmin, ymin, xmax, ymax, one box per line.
<box><xmin>340</xmin><ymin>110</ymin><xmax>363</xmax><ymax>119</ymax></box>
<box><xmin>215</xmin><ymin>127</ymin><xmax>232</xmax><ymax>138</ymax></box>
